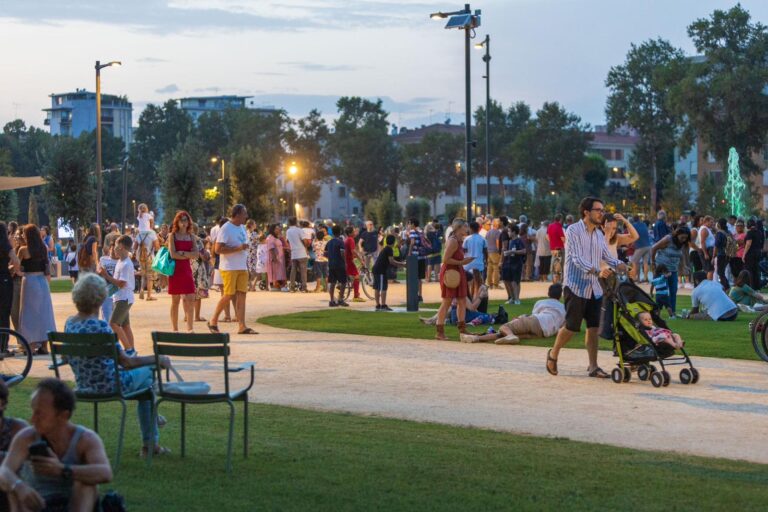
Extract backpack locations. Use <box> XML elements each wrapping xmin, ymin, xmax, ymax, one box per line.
<box><xmin>725</xmin><ymin>232</ymin><xmax>738</xmax><ymax>258</ymax></box>
<box><xmin>494</xmin><ymin>305</ymin><xmax>509</xmax><ymax>325</ymax></box>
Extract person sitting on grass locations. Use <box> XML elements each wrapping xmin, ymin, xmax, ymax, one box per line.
<box><xmin>373</xmin><ymin>235</ymin><xmax>407</xmax><ymax>312</ymax></box>
<box><xmin>0</xmin><ymin>378</ymin><xmax>112</xmax><ymax>512</ymax></box>
<box><xmin>729</xmin><ymin>270</ymin><xmax>768</xmax><ymax>312</ymax></box>
<box><xmin>419</xmin><ymin>284</ymin><xmax>490</xmax><ymax>326</ymax></box>
<box><xmin>650</xmin><ymin>264</ymin><xmax>675</xmax><ymax>318</ymax></box>
<box><xmin>460</xmin><ymin>284</ymin><xmax>566</xmax><ymax>345</ymax></box>
<box><xmin>64</xmin><ymin>273</ymin><xmax>172</xmax><ymax>459</ymax></box>
<box><xmin>685</xmin><ymin>271</ymin><xmax>739</xmax><ymax>321</ymax></box>
<box><xmin>637</xmin><ymin>311</ymin><xmax>684</xmax><ymax>349</ymax></box>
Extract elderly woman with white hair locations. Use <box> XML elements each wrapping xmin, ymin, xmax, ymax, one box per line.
<box><xmin>65</xmin><ymin>273</ymin><xmax>172</xmax><ymax>457</ymax></box>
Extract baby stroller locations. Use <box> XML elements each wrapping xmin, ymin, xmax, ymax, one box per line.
<box><xmin>600</xmin><ymin>274</ymin><xmax>700</xmax><ymax>388</ymax></box>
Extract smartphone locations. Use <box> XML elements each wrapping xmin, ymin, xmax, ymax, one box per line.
<box><xmin>28</xmin><ymin>440</ymin><xmax>49</xmax><ymax>458</ymax></box>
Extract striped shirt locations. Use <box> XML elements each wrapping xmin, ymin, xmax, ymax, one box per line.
<box><xmin>563</xmin><ymin>220</ymin><xmax>622</xmax><ymax>299</ymax></box>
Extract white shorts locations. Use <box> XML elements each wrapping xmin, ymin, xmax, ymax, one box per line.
<box><xmin>138</xmin><ymin>230</ymin><xmax>157</xmax><ymax>248</ymax></box>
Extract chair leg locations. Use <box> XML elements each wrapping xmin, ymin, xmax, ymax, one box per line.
<box><xmin>93</xmin><ymin>402</ymin><xmax>99</xmax><ymax>434</ymax></box>
<box><xmin>226</xmin><ymin>401</ymin><xmax>235</xmax><ymax>473</ymax></box>
<box><xmin>181</xmin><ymin>403</ymin><xmax>186</xmax><ymax>458</ymax></box>
<box><xmin>115</xmin><ymin>400</ymin><xmax>127</xmax><ymax>472</ymax></box>
<box><xmin>243</xmin><ymin>398</ymin><xmax>248</xmax><ymax>459</ymax></box>
<box><xmin>147</xmin><ymin>399</ymin><xmax>160</xmax><ymax>468</ymax></box>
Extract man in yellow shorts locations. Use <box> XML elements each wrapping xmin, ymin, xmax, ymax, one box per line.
<box><xmin>207</xmin><ymin>204</ymin><xmax>257</xmax><ymax>335</ymax></box>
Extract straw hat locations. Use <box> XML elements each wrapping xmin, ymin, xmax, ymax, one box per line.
<box><xmin>443</xmin><ymin>269</ymin><xmax>461</xmax><ymax>289</ymax></box>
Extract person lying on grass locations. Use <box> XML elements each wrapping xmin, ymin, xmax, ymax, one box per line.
<box><xmin>637</xmin><ymin>311</ymin><xmax>684</xmax><ymax>350</ymax></box>
<box><xmin>419</xmin><ymin>284</ymin><xmax>491</xmax><ymax>326</ymax></box>
<box><xmin>460</xmin><ymin>284</ymin><xmax>566</xmax><ymax>345</ymax></box>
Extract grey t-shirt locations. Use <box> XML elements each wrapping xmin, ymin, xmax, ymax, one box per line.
<box><xmin>485</xmin><ymin>228</ymin><xmax>500</xmax><ymax>254</ymax></box>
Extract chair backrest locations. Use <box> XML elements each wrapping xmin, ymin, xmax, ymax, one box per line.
<box><xmin>151</xmin><ymin>332</ymin><xmax>231</xmax><ymax>395</ymax></box>
<box><xmin>47</xmin><ymin>331</ymin><xmax>122</xmax><ymax>396</ymax></box>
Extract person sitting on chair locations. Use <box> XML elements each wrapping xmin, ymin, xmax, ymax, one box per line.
<box><xmin>460</xmin><ymin>284</ymin><xmax>566</xmax><ymax>345</ymax></box>
<box><xmin>0</xmin><ymin>378</ymin><xmax>112</xmax><ymax>512</ymax></box>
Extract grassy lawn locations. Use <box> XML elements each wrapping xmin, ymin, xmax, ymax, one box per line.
<box><xmin>5</xmin><ymin>380</ymin><xmax>768</xmax><ymax>511</ymax></box>
<box><xmin>49</xmin><ymin>279</ymin><xmax>73</xmax><ymax>293</ymax></box>
<box><xmin>260</xmin><ymin>296</ymin><xmax>763</xmax><ymax>361</ymax></box>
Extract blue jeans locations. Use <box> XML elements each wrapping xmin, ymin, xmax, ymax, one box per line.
<box><xmin>101</xmin><ymin>297</ymin><xmax>113</xmax><ymax>323</ymax></box>
<box><xmin>120</xmin><ymin>366</ymin><xmax>158</xmax><ymax>446</ymax></box>
<box><xmin>666</xmin><ymin>271</ymin><xmax>678</xmax><ymax>313</ymax></box>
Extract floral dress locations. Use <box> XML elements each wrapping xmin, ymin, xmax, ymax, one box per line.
<box><xmin>191</xmin><ymin>238</ymin><xmax>210</xmax><ymax>299</ymax></box>
<box><xmin>246</xmin><ymin>230</ymin><xmax>259</xmax><ymax>275</ymax></box>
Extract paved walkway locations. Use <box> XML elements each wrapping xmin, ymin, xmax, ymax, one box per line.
<box><xmin>34</xmin><ymin>280</ymin><xmax>768</xmax><ymax>465</ymax></box>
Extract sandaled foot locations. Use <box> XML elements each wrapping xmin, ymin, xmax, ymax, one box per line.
<box><xmin>195</xmin><ymin>317</ymin><xmax>207</xmax><ymax>322</ymax></box>
<box><xmin>459</xmin><ymin>333</ymin><xmax>480</xmax><ymax>343</ymax></box>
<box><xmin>207</xmin><ymin>323</ymin><xmax>220</xmax><ymax>333</ymax></box>
<box><xmin>141</xmin><ymin>445</ymin><xmax>171</xmax><ymax>458</ymax></box>
<box><xmin>237</xmin><ymin>327</ymin><xmax>258</xmax><ymax>335</ymax></box>
<box><xmin>546</xmin><ymin>349</ymin><xmax>558</xmax><ymax>376</ymax></box>
<box><xmin>588</xmin><ymin>367</ymin><xmax>610</xmax><ymax>379</ymax></box>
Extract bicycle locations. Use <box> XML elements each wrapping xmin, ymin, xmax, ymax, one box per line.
<box><xmin>343</xmin><ymin>265</ymin><xmax>375</xmax><ymax>301</ymax></box>
<box><xmin>0</xmin><ymin>328</ymin><xmax>33</xmax><ymax>387</ymax></box>
<box><xmin>749</xmin><ymin>310</ymin><xmax>768</xmax><ymax>363</ymax></box>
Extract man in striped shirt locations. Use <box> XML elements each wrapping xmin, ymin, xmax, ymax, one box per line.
<box><xmin>546</xmin><ymin>197</ymin><xmax>627</xmax><ymax>378</ymax></box>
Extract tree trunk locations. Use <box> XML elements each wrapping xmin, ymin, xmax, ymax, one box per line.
<box><xmin>651</xmin><ymin>159</ymin><xmax>657</xmax><ymax>215</ymax></box>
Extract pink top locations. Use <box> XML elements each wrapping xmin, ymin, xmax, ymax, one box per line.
<box><xmin>735</xmin><ymin>232</ymin><xmax>746</xmax><ymax>258</ymax></box>
<box><xmin>649</xmin><ymin>326</ymin><xmax>673</xmax><ymax>344</ymax></box>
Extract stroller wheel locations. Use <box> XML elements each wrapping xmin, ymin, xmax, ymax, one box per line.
<box><xmin>691</xmin><ymin>368</ymin><xmax>700</xmax><ymax>384</ymax></box>
<box><xmin>611</xmin><ymin>367</ymin><xmax>623</xmax><ymax>384</ymax></box>
<box><xmin>650</xmin><ymin>372</ymin><xmax>664</xmax><ymax>388</ymax></box>
<box><xmin>679</xmin><ymin>368</ymin><xmax>693</xmax><ymax>385</ymax></box>
<box><xmin>661</xmin><ymin>370</ymin><xmax>671</xmax><ymax>387</ymax></box>
<box><xmin>623</xmin><ymin>367</ymin><xmax>631</xmax><ymax>383</ymax></box>
<box><xmin>649</xmin><ymin>364</ymin><xmax>658</xmax><ymax>374</ymax></box>
<box><xmin>637</xmin><ymin>364</ymin><xmax>650</xmax><ymax>381</ymax></box>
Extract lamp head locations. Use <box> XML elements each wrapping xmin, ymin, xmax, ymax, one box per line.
<box><xmin>430</xmin><ymin>11</ymin><xmax>447</xmax><ymax>19</ymax></box>
<box><xmin>289</xmin><ymin>162</ymin><xmax>298</xmax><ymax>175</ymax></box>
<box><xmin>210</xmin><ymin>156</ymin><xmax>219</xmax><ymax>163</ymax></box>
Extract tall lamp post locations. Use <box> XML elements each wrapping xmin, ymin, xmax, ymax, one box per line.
<box><xmin>211</xmin><ymin>156</ymin><xmax>227</xmax><ymax>216</ymax></box>
<box><xmin>288</xmin><ymin>161</ymin><xmax>298</xmax><ymax>217</ymax></box>
<box><xmin>430</xmin><ymin>5</ymin><xmax>481</xmax><ymax>218</ymax></box>
<box><xmin>95</xmin><ymin>60</ymin><xmax>121</xmax><ymax>226</ymax></box>
<box><xmin>475</xmin><ymin>35</ymin><xmax>491</xmax><ymax>215</ymax></box>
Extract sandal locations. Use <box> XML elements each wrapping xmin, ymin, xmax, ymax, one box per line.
<box><xmin>140</xmin><ymin>445</ymin><xmax>172</xmax><ymax>458</ymax></box>
<box><xmin>546</xmin><ymin>349</ymin><xmax>558</xmax><ymax>376</ymax></box>
<box><xmin>207</xmin><ymin>323</ymin><xmax>220</xmax><ymax>333</ymax></box>
<box><xmin>195</xmin><ymin>317</ymin><xmax>207</xmax><ymax>323</ymax></box>
<box><xmin>237</xmin><ymin>328</ymin><xmax>258</xmax><ymax>335</ymax></box>
<box><xmin>588</xmin><ymin>367</ymin><xmax>610</xmax><ymax>379</ymax></box>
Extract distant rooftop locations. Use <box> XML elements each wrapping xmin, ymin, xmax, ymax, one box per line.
<box><xmin>392</xmin><ymin>122</ymin><xmax>467</xmax><ymax>145</ymax></box>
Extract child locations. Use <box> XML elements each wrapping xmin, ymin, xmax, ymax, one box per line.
<box><xmin>325</xmin><ymin>225</ymin><xmax>349</xmax><ymax>307</ymax></box>
<box><xmin>638</xmin><ymin>311</ymin><xmax>684</xmax><ymax>349</ymax></box>
<box><xmin>501</xmin><ymin>225</ymin><xmax>526</xmax><ymax>305</ymax></box>
<box><xmin>254</xmin><ymin>232</ymin><xmax>269</xmax><ymax>291</ymax></box>
<box><xmin>372</xmin><ymin>234</ymin><xmax>406</xmax><ymax>311</ymax></box>
<box><xmin>650</xmin><ymin>264</ymin><xmax>674</xmax><ymax>318</ymax></box>
<box><xmin>99</xmin><ymin>235</ymin><xmax>136</xmax><ymax>355</ymax></box>
<box><xmin>65</xmin><ymin>242</ymin><xmax>79</xmax><ymax>283</ymax></box>
<box><xmin>97</xmin><ymin>241</ymin><xmax>119</xmax><ymax>322</ymax></box>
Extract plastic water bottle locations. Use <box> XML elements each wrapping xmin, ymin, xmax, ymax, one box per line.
<box><xmin>487</xmin><ymin>327</ymin><xmax>496</xmax><ymax>334</ymax></box>
<box><xmin>681</xmin><ymin>308</ymin><xmax>689</xmax><ymax>319</ymax></box>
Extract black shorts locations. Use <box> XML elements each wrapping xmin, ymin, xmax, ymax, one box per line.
<box><xmin>539</xmin><ymin>256</ymin><xmax>551</xmax><ymax>276</ymax></box>
<box><xmin>328</xmin><ymin>267</ymin><xmax>347</xmax><ymax>285</ymax></box>
<box><xmin>417</xmin><ymin>259</ymin><xmax>426</xmax><ymax>280</ymax></box>
<box><xmin>372</xmin><ymin>273</ymin><xmax>388</xmax><ymax>291</ymax></box>
<box><xmin>501</xmin><ymin>264</ymin><xmax>522</xmax><ymax>283</ymax></box>
<box><xmin>564</xmin><ymin>286</ymin><xmax>601</xmax><ymax>332</ymax></box>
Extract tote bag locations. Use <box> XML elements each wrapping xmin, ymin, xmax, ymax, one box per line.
<box><xmin>151</xmin><ymin>246</ymin><xmax>176</xmax><ymax>277</ymax></box>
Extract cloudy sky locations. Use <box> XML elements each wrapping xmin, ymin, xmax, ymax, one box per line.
<box><xmin>1</xmin><ymin>0</ymin><xmax>767</xmax><ymax>130</ymax></box>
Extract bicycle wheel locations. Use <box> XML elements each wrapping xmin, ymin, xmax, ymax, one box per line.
<box><xmin>751</xmin><ymin>311</ymin><xmax>768</xmax><ymax>363</ymax></box>
<box><xmin>0</xmin><ymin>328</ymin><xmax>33</xmax><ymax>387</ymax></box>
<box><xmin>360</xmin><ymin>270</ymin><xmax>375</xmax><ymax>300</ymax></box>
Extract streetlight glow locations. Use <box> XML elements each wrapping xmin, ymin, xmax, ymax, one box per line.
<box><xmin>430</xmin><ymin>12</ymin><xmax>447</xmax><ymax>19</ymax></box>
<box><xmin>289</xmin><ymin>162</ymin><xmax>298</xmax><ymax>175</ymax></box>
<box><xmin>211</xmin><ymin>156</ymin><xmax>219</xmax><ymax>163</ymax></box>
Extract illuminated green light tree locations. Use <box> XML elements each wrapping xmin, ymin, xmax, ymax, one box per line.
<box><xmin>724</xmin><ymin>147</ymin><xmax>747</xmax><ymax>217</ymax></box>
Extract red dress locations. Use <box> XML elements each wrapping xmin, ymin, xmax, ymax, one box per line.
<box><xmin>168</xmin><ymin>238</ymin><xmax>195</xmax><ymax>295</ymax></box>
<box><xmin>439</xmin><ymin>239</ymin><xmax>468</xmax><ymax>299</ymax></box>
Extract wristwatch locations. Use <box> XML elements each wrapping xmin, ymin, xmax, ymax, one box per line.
<box><xmin>61</xmin><ymin>464</ymin><xmax>72</xmax><ymax>480</ymax></box>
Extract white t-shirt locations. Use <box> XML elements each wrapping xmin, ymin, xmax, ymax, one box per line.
<box><xmin>137</xmin><ymin>212</ymin><xmax>154</xmax><ymax>232</ymax></box>
<box><xmin>286</xmin><ymin>226</ymin><xmax>308</xmax><ymax>260</ymax></box>
<box><xmin>531</xmin><ymin>298</ymin><xmax>566</xmax><ymax>337</ymax></box>
<box><xmin>113</xmin><ymin>257</ymin><xmax>135</xmax><ymax>304</ymax></box>
<box><xmin>216</xmin><ymin>221</ymin><xmax>248</xmax><ymax>271</ymax></box>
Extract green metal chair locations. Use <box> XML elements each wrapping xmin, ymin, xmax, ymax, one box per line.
<box><xmin>47</xmin><ymin>332</ymin><xmax>156</xmax><ymax>470</ymax></box>
<box><xmin>150</xmin><ymin>332</ymin><xmax>254</xmax><ymax>472</ymax></box>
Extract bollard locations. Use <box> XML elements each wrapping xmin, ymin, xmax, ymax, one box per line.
<box><xmin>406</xmin><ymin>254</ymin><xmax>420</xmax><ymax>312</ymax></box>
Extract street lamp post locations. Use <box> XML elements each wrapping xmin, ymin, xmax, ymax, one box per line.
<box><xmin>475</xmin><ymin>35</ymin><xmax>491</xmax><ymax>215</ymax></box>
<box><xmin>121</xmin><ymin>157</ymin><xmax>129</xmax><ymax>233</ymax></box>
<box><xmin>211</xmin><ymin>156</ymin><xmax>227</xmax><ymax>216</ymax></box>
<box><xmin>289</xmin><ymin>161</ymin><xmax>298</xmax><ymax>217</ymax></box>
<box><xmin>430</xmin><ymin>5</ymin><xmax>481</xmax><ymax>218</ymax></box>
<box><xmin>95</xmin><ymin>60</ymin><xmax>121</xmax><ymax>227</ymax></box>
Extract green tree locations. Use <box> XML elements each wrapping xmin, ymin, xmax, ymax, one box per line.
<box><xmin>224</xmin><ymin>108</ymin><xmax>290</xmax><ymax>177</ymax></box>
<box><xmin>159</xmin><ymin>139</ymin><xmax>205</xmax><ymax>220</ymax></box>
<box><xmin>77</xmin><ymin>128</ymin><xmax>126</xmax><ymax>223</ymax></box>
<box><xmin>0</xmin><ymin>149</ymin><xmax>18</xmax><ymax>220</ymax></box>
<box><xmin>401</xmin><ymin>131</ymin><xmax>464</xmax><ymax>213</ymax></box>
<box><xmin>695</xmin><ymin>174</ymin><xmax>729</xmax><ymax>218</ymax></box>
<box><xmin>660</xmin><ymin>172</ymin><xmax>693</xmax><ymax>222</ymax></box>
<box><xmin>668</xmin><ymin>5</ymin><xmax>768</xmax><ymax>173</ymax></box>
<box><xmin>331</xmin><ymin>97</ymin><xmax>400</xmax><ymax>203</ymax></box>
<box><xmin>404</xmin><ymin>198</ymin><xmax>431</xmax><ymax>226</ymax></box>
<box><xmin>42</xmin><ymin>137</ymin><xmax>94</xmax><ymax>230</ymax></box>
<box><xmin>130</xmin><ymin>100</ymin><xmax>194</xmax><ymax>205</ymax></box>
<box><xmin>606</xmin><ymin>38</ymin><xmax>687</xmax><ymax>212</ymax></box>
<box><xmin>509</xmin><ymin>102</ymin><xmax>592</xmax><ymax>190</ymax></box>
<box><xmin>231</xmin><ymin>145</ymin><xmax>272</xmax><ymax>223</ymax></box>
<box><xmin>285</xmin><ymin>109</ymin><xmax>332</xmax><ymax>208</ymax></box>
<box><xmin>0</xmin><ymin>121</ymin><xmax>53</xmax><ymax>223</ymax></box>
<box><xmin>364</xmin><ymin>191</ymin><xmax>401</xmax><ymax>227</ymax></box>
<box><xmin>578</xmin><ymin>154</ymin><xmax>609</xmax><ymax>197</ymax></box>
<box><xmin>196</xmin><ymin>112</ymin><xmax>231</xmax><ymax>157</ymax></box>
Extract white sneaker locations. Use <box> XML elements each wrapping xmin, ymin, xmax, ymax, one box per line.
<box><xmin>460</xmin><ymin>333</ymin><xmax>480</xmax><ymax>343</ymax></box>
<box><xmin>280</xmin><ymin>287</ymin><xmax>290</xmax><ymax>292</ymax></box>
<box><xmin>495</xmin><ymin>334</ymin><xmax>520</xmax><ymax>345</ymax></box>
<box><xmin>513</xmin><ymin>300</ymin><xmax>521</xmax><ymax>305</ymax></box>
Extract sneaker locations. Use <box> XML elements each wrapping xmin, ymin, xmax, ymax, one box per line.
<box><xmin>418</xmin><ymin>295</ymin><xmax>424</xmax><ymax>303</ymax></box>
<box><xmin>375</xmin><ymin>304</ymin><xmax>382</xmax><ymax>311</ymax></box>
<box><xmin>460</xmin><ymin>333</ymin><xmax>480</xmax><ymax>343</ymax></box>
<box><xmin>506</xmin><ymin>299</ymin><xmax>515</xmax><ymax>305</ymax></box>
<box><xmin>381</xmin><ymin>305</ymin><xmax>393</xmax><ymax>312</ymax></box>
<box><xmin>352</xmin><ymin>297</ymin><xmax>366</xmax><ymax>302</ymax></box>
<box><xmin>495</xmin><ymin>334</ymin><xmax>520</xmax><ymax>345</ymax></box>
<box><xmin>280</xmin><ymin>287</ymin><xmax>290</xmax><ymax>292</ymax></box>
<box><xmin>329</xmin><ymin>301</ymin><xmax>338</xmax><ymax>307</ymax></box>
<box><xmin>514</xmin><ymin>300</ymin><xmax>521</xmax><ymax>305</ymax></box>
<box><xmin>337</xmin><ymin>300</ymin><xmax>350</xmax><ymax>307</ymax></box>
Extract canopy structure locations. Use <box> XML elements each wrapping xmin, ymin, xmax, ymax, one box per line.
<box><xmin>0</xmin><ymin>176</ymin><xmax>46</xmax><ymax>191</ymax></box>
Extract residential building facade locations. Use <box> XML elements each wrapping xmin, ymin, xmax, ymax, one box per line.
<box><xmin>178</xmin><ymin>95</ymin><xmax>277</xmax><ymax>123</ymax></box>
<box><xmin>43</xmin><ymin>89</ymin><xmax>133</xmax><ymax>148</ymax></box>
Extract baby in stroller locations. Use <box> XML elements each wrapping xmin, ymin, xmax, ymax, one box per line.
<box><xmin>638</xmin><ymin>311</ymin><xmax>684</xmax><ymax>349</ymax></box>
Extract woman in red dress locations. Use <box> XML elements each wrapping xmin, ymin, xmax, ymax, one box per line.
<box><xmin>436</xmin><ymin>218</ymin><xmax>473</xmax><ymax>340</ymax></box>
<box><xmin>168</xmin><ymin>211</ymin><xmax>199</xmax><ymax>332</ymax></box>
